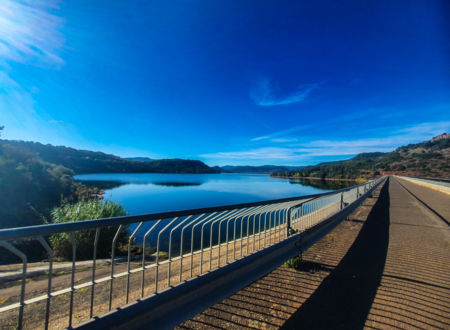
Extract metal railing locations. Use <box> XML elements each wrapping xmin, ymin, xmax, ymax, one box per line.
<box><xmin>0</xmin><ymin>177</ymin><xmax>383</xmax><ymax>329</ymax></box>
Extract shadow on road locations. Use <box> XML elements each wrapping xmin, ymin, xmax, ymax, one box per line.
<box><xmin>281</xmin><ymin>178</ymin><xmax>390</xmax><ymax>329</ymax></box>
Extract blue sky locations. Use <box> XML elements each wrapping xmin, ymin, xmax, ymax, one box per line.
<box><xmin>0</xmin><ymin>0</ymin><xmax>449</xmax><ymax>166</ymax></box>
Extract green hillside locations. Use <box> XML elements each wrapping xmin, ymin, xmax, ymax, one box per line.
<box><xmin>0</xmin><ymin>141</ymin><xmax>79</xmax><ymax>228</ymax></box>
<box><xmin>0</xmin><ymin>138</ymin><xmax>216</xmax><ymax>229</ymax></box>
<box><xmin>0</xmin><ymin>139</ymin><xmax>217</xmax><ymax>174</ymax></box>
<box><xmin>272</xmin><ymin>134</ymin><xmax>450</xmax><ymax>180</ymax></box>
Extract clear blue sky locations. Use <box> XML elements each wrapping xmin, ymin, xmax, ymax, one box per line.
<box><xmin>1</xmin><ymin>0</ymin><xmax>449</xmax><ymax>165</ymax></box>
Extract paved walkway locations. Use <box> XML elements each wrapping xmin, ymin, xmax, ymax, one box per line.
<box><xmin>364</xmin><ymin>177</ymin><xmax>449</xmax><ymax>329</ymax></box>
<box><xmin>178</xmin><ymin>177</ymin><xmax>450</xmax><ymax>329</ymax></box>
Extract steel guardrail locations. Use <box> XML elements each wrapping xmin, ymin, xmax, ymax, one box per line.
<box><xmin>0</xmin><ymin>177</ymin><xmax>384</xmax><ymax>329</ymax></box>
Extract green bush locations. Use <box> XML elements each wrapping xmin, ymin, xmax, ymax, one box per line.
<box><xmin>49</xmin><ymin>200</ymin><xmax>129</xmax><ymax>260</ymax></box>
<box><xmin>285</xmin><ymin>255</ymin><xmax>303</xmax><ymax>269</ymax></box>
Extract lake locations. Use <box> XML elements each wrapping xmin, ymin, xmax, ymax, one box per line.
<box><xmin>74</xmin><ymin>173</ymin><xmax>355</xmax><ymax>250</ymax></box>
<box><xmin>74</xmin><ymin>173</ymin><xmax>354</xmax><ymax>215</ymax></box>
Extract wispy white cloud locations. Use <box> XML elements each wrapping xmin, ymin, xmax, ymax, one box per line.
<box><xmin>248</xmin><ymin>106</ymin><xmax>433</xmax><ymax>144</ymax></box>
<box><xmin>202</xmin><ymin>145</ymin><xmax>394</xmax><ymax>162</ymax></box>
<box><xmin>250</xmin><ymin>135</ymin><xmax>270</xmax><ymax>142</ymax></box>
<box><xmin>0</xmin><ymin>71</ymin><xmax>19</xmax><ymax>89</ymax></box>
<box><xmin>0</xmin><ymin>1</ymin><xmax>66</xmax><ymax>142</ymax></box>
<box><xmin>250</xmin><ymin>77</ymin><xmax>320</xmax><ymax>106</ymax></box>
<box><xmin>271</xmin><ymin>138</ymin><xmax>297</xmax><ymax>143</ymax></box>
<box><xmin>394</xmin><ymin>121</ymin><xmax>450</xmax><ymax>135</ymax></box>
<box><xmin>203</xmin><ymin>120</ymin><xmax>450</xmax><ymax>165</ymax></box>
<box><xmin>0</xmin><ymin>0</ymin><xmax>65</xmax><ymax>66</ymax></box>
<box><xmin>250</xmin><ymin>124</ymin><xmax>311</xmax><ymax>142</ymax></box>
<box><xmin>48</xmin><ymin>119</ymin><xmax>64</xmax><ymax>124</ymax></box>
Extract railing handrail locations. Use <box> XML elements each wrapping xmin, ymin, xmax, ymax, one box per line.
<box><xmin>0</xmin><ymin>180</ymin><xmax>374</xmax><ymax>241</ymax></box>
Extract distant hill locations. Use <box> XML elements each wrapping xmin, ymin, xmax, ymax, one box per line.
<box><xmin>0</xmin><ymin>140</ymin><xmax>218</xmax><ymax>174</ymax></box>
<box><xmin>125</xmin><ymin>157</ymin><xmax>153</xmax><ymax>162</ymax></box>
<box><xmin>220</xmin><ymin>165</ymin><xmax>304</xmax><ymax>174</ymax></box>
<box><xmin>272</xmin><ymin>134</ymin><xmax>450</xmax><ymax>179</ymax></box>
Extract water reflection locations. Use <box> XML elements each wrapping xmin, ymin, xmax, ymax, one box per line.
<box><xmin>77</xmin><ymin>175</ymin><xmax>206</xmax><ymax>188</ymax></box>
<box><xmin>74</xmin><ymin>173</ymin><xmax>343</xmax><ymax>216</ymax></box>
<box><xmin>81</xmin><ymin>180</ymin><xmax>125</xmax><ymax>190</ymax></box>
<box><xmin>151</xmin><ymin>181</ymin><xmax>203</xmax><ymax>187</ymax></box>
<box><xmin>289</xmin><ymin>178</ymin><xmax>355</xmax><ymax>190</ymax></box>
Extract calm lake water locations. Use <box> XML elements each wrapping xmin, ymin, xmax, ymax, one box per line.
<box><xmin>74</xmin><ymin>173</ymin><xmax>352</xmax><ymax>215</ymax></box>
<box><xmin>74</xmin><ymin>173</ymin><xmax>354</xmax><ymax>250</ymax></box>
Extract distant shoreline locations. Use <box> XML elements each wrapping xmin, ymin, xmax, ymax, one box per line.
<box><xmin>271</xmin><ymin>175</ymin><xmax>358</xmax><ymax>182</ymax></box>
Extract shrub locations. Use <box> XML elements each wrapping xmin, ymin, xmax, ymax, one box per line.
<box><xmin>285</xmin><ymin>255</ymin><xmax>303</xmax><ymax>269</ymax></box>
<box><xmin>50</xmin><ymin>200</ymin><xmax>129</xmax><ymax>260</ymax></box>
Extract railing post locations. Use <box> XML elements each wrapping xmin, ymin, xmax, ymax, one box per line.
<box><xmin>286</xmin><ymin>208</ymin><xmax>291</xmax><ymax>237</ymax></box>
<box><xmin>0</xmin><ymin>242</ymin><xmax>27</xmax><ymax>330</ymax></box>
<box><xmin>340</xmin><ymin>192</ymin><xmax>344</xmax><ymax>210</ymax></box>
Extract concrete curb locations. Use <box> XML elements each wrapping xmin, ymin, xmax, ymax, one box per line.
<box><xmin>397</xmin><ymin>176</ymin><xmax>450</xmax><ymax>196</ymax></box>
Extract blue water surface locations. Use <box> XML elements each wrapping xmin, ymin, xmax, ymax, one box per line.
<box><xmin>74</xmin><ymin>173</ymin><xmax>331</xmax><ymax>215</ymax></box>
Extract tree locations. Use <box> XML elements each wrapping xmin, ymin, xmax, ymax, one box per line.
<box><xmin>0</xmin><ymin>125</ymin><xmax>4</xmax><ymax>137</ymax></box>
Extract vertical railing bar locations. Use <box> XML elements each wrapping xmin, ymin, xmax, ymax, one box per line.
<box><xmin>155</xmin><ymin>217</ymin><xmax>179</xmax><ymax>293</ymax></box>
<box><xmin>229</xmin><ymin>207</ymin><xmax>260</xmax><ymax>261</ymax></box>
<box><xmin>267</xmin><ymin>204</ymin><xmax>280</xmax><ymax>246</ymax></box>
<box><xmin>239</xmin><ymin>214</ymin><xmax>245</xmax><ymax>257</ymax></box>
<box><xmin>225</xmin><ymin>208</ymin><xmax>253</xmax><ymax>264</ymax></box>
<box><xmin>219</xmin><ymin>208</ymin><xmax>251</xmax><ymax>266</ymax></box>
<box><xmin>279</xmin><ymin>205</ymin><xmax>286</xmax><ymax>241</ymax></box>
<box><xmin>233</xmin><ymin>213</ymin><xmax>237</xmax><ymax>261</ymax></box>
<box><xmin>276</xmin><ymin>206</ymin><xmax>283</xmax><ymax>241</ymax></box>
<box><xmin>278</xmin><ymin>205</ymin><xmax>284</xmax><ymax>241</ymax></box>
<box><xmin>262</xmin><ymin>205</ymin><xmax>276</xmax><ymax>248</ymax></box>
<box><xmin>90</xmin><ymin>228</ymin><xmax>100</xmax><ymax>319</ymax></box>
<box><xmin>257</xmin><ymin>203</ymin><xmax>278</xmax><ymax>249</ymax></box>
<box><xmin>247</xmin><ymin>204</ymin><xmax>271</xmax><ymax>251</ymax></box>
<box><xmin>230</xmin><ymin>207</ymin><xmax>261</xmax><ymax>261</ymax></box>
<box><xmin>252</xmin><ymin>212</ymin><xmax>257</xmax><ymax>253</ymax></box>
<box><xmin>168</xmin><ymin>215</ymin><xmax>193</xmax><ymax>287</ymax></box>
<box><xmin>268</xmin><ymin>208</ymin><xmax>277</xmax><ymax>246</ymax></box>
<box><xmin>190</xmin><ymin>212</ymin><xmax>218</xmax><ymax>278</ymax></box>
<box><xmin>199</xmin><ymin>211</ymin><xmax>228</xmax><ymax>274</ymax></box>
<box><xmin>263</xmin><ymin>210</ymin><xmax>268</xmax><ymax>248</ymax></box>
<box><xmin>208</xmin><ymin>211</ymin><xmax>233</xmax><ymax>271</ymax></box>
<box><xmin>179</xmin><ymin>214</ymin><xmax>205</xmax><ymax>283</ymax></box>
<box><xmin>37</xmin><ymin>236</ymin><xmax>54</xmax><ymax>330</ymax></box>
<box><xmin>238</xmin><ymin>204</ymin><xmax>265</xmax><ymax>256</ymax></box>
<box><xmin>276</xmin><ymin>207</ymin><xmax>282</xmax><ymax>242</ymax></box>
<box><xmin>0</xmin><ymin>241</ymin><xmax>27</xmax><ymax>330</ymax></box>
<box><xmin>308</xmin><ymin>203</ymin><xmax>311</xmax><ymax>229</ymax></box>
<box><xmin>210</xmin><ymin>209</ymin><xmax>244</xmax><ymax>270</ymax></box>
<box><xmin>256</xmin><ymin>212</ymin><xmax>261</xmax><ymax>251</ymax></box>
<box><xmin>68</xmin><ymin>233</ymin><xmax>76</xmax><ymax>329</ymax></box>
<box><xmin>204</xmin><ymin>209</ymin><xmax>245</xmax><ymax>274</ymax></box>
<box><xmin>258</xmin><ymin>212</ymin><xmax>263</xmax><ymax>250</ymax></box>
<box><xmin>109</xmin><ymin>224</ymin><xmax>123</xmax><ymax>311</ymax></box>
<box><xmin>247</xmin><ymin>213</ymin><xmax>253</xmax><ymax>255</ymax></box>
<box><xmin>126</xmin><ymin>222</ymin><xmax>144</xmax><ymax>304</ymax></box>
<box><xmin>286</xmin><ymin>206</ymin><xmax>293</xmax><ymax>238</ymax></box>
<box><xmin>141</xmin><ymin>219</ymin><xmax>162</xmax><ymax>298</ymax></box>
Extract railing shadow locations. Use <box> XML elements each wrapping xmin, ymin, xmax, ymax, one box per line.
<box><xmin>281</xmin><ymin>178</ymin><xmax>390</xmax><ymax>329</ymax></box>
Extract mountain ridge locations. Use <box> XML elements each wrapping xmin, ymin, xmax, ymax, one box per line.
<box><xmin>271</xmin><ymin>134</ymin><xmax>450</xmax><ymax>179</ymax></box>
<box><xmin>0</xmin><ymin>139</ymin><xmax>218</xmax><ymax>174</ymax></box>
<box><xmin>219</xmin><ymin>165</ymin><xmax>304</xmax><ymax>174</ymax></box>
